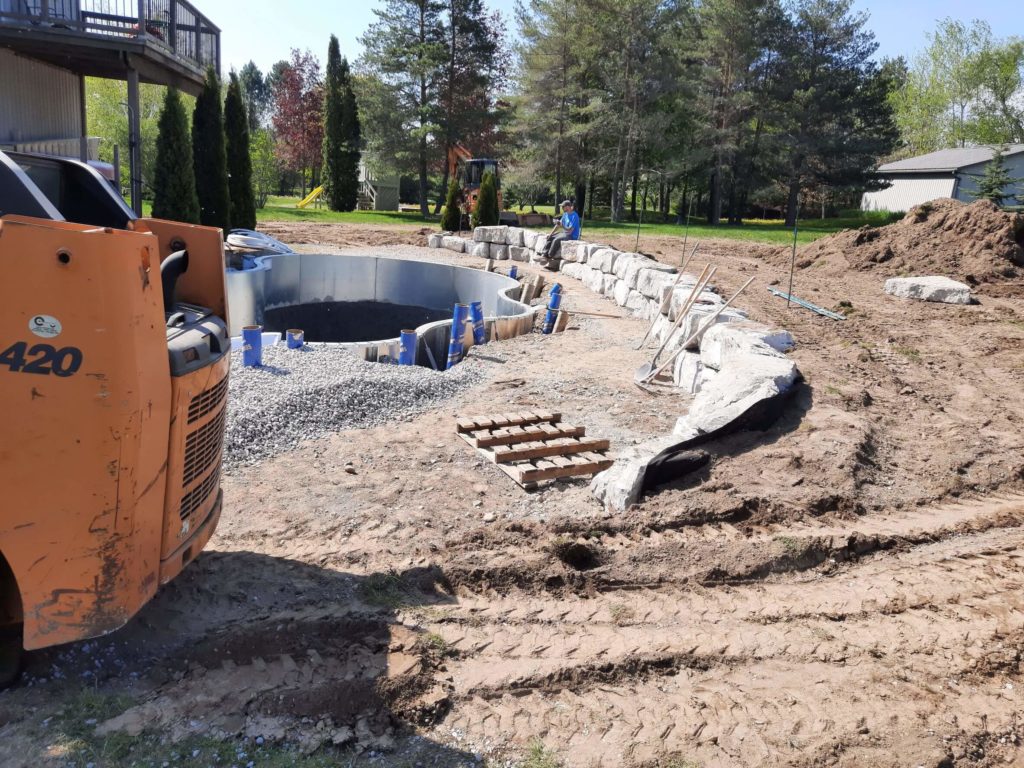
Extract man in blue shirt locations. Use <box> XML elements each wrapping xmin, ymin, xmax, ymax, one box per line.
<box><xmin>539</xmin><ymin>199</ymin><xmax>581</xmax><ymax>270</ymax></box>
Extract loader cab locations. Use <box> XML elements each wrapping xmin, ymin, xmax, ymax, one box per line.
<box><xmin>0</xmin><ymin>150</ymin><xmax>134</xmax><ymax>229</ymax></box>
<box><xmin>462</xmin><ymin>158</ymin><xmax>500</xmax><ymax>190</ymax></box>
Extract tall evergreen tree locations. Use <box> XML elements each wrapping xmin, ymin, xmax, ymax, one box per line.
<box><xmin>440</xmin><ymin>178</ymin><xmax>462</xmax><ymax>230</ymax></box>
<box><xmin>152</xmin><ymin>88</ymin><xmax>199</xmax><ymax>224</ymax></box>
<box><xmin>972</xmin><ymin>146</ymin><xmax>1020</xmax><ymax>206</ymax></box>
<box><xmin>225</xmin><ymin>72</ymin><xmax>257</xmax><ymax>230</ymax></box>
<box><xmin>357</xmin><ymin>0</ymin><xmax>447</xmax><ymax>216</ymax></box>
<box><xmin>323</xmin><ymin>35</ymin><xmax>362</xmax><ymax>212</ymax></box>
<box><xmin>238</xmin><ymin>61</ymin><xmax>271</xmax><ymax>132</ymax></box>
<box><xmin>773</xmin><ymin>0</ymin><xmax>898</xmax><ymax>226</ymax></box>
<box><xmin>192</xmin><ymin>67</ymin><xmax>231</xmax><ymax>231</ymax></box>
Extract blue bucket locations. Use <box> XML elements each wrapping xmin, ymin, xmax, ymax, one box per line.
<box><xmin>509</xmin><ymin>266</ymin><xmax>518</xmax><ymax>280</ymax></box>
<box><xmin>469</xmin><ymin>301</ymin><xmax>486</xmax><ymax>346</ymax></box>
<box><xmin>446</xmin><ymin>303</ymin><xmax>469</xmax><ymax>369</ymax></box>
<box><xmin>399</xmin><ymin>329</ymin><xmax>417</xmax><ymax>366</ymax></box>
<box><xmin>286</xmin><ymin>329</ymin><xmax>304</xmax><ymax>349</ymax></box>
<box><xmin>242</xmin><ymin>325</ymin><xmax>263</xmax><ymax>366</ymax></box>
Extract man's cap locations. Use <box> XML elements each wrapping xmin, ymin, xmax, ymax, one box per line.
<box><xmin>561</xmin><ymin>199</ymin><xmax>574</xmax><ymax>207</ymax></box>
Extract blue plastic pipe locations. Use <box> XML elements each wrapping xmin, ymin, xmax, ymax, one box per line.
<box><xmin>469</xmin><ymin>301</ymin><xmax>486</xmax><ymax>346</ymax></box>
<box><xmin>542</xmin><ymin>286</ymin><xmax>563</xmax><ymax>335</ymax></box>
<box><xmin>509</xmin><ymin>265</ymin><xmax>518</xmax><ymax>279</ymax></box>
<box><xmin>399</xmin><ymin>329</ymin><xmax>417</xmax><ymax>366</ymax></box>
<box><xmin>446</xmin><ymin>303</ymin><xmax>469</xmax><ymax>369</ymax></box>
<box><xmin>242</xmin><ymin>325</ymin><xmax>263</xmax><ymax>367</ymax></box>
<box><xmin>286</xmin><ymin>329</ymin><xmax>304</xmax><ymax>349</ymax></box>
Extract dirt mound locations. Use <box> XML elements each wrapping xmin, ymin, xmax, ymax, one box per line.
<box><xmin>784</xmin><ymin>199</ymin><xmax>1024</xmax><ymax>284</ymax></box>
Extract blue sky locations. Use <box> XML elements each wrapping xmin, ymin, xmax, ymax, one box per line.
<box><xmin>203</xmin><ymin>0</ymin><xmax>1016</xmax><ymax>77</ymax></box>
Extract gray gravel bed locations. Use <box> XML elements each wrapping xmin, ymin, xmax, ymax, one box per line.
<box><xmin>224</xmin><ymin>345</ymin><xmax>483</xmax><ymax>471</ymax></box>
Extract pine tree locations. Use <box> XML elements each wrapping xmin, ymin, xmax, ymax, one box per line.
<box><xmin>440</xmin><ymin>178</ymin><xmax>462</xmax><ymax>230</ymax></box>
<box><xmin>972</xmin><ymin>146</ymin><xmax>1018</xmax><ymax>205</ymax></box>
<box><xmin>225</xmin><ymin>72</ymin><xmax>257</xmax><ymax>230</ymax></box>
<box><xmin>152</xmin><ymin>88</ymin><xmax>199</xmax><ymax>224</ymax></box>
<box><xmin>472</xmin><ymin>170</ymin><xmax>499</xmax><ymax>227</ymax></box>
<box><xmin>323</xmin><ymin>35</ymin><xmax>361</xmax><ymax>212</ymax></box>
<box><xmin>192</xmin><ymin>67</ymin><xmax>231</xmax><ymax>231</ymax></box>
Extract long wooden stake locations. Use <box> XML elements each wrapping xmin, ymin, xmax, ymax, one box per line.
<box><xmin>634</xmin><ymin>242</ymin><xmax>700</xmax><ymax>350</ymax></box>
<box><xmin>646</xmin><ymin>264</ymin><xmax>715</xmax><ymax>368</ymax></box>
<box><xmin>643</xmin><ymin>276</ymin><xmax>756</xmax><ymax>384</ymax></box>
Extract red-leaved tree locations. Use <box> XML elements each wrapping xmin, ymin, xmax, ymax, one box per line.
<box><xmin>272</xmin><ymin>48</ymin><xmax>324</xmax><ymax>197</ymax></box>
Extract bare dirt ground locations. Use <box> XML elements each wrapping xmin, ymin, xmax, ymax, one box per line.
<box><xmin>3</xmin><ymin>217</ymin><xmax>1024</xmax><ymax>768</ymax></box>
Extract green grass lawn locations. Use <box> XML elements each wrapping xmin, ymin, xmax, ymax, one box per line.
<box><xmin>142</xmin><ymin>195</ymin><xmax>894</xmax><ymax>246</ymax></box>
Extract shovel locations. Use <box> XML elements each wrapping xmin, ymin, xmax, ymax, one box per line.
<box><xmin>633</xmin><ymin>265</ymin><xmax>715</xmax><ymax>384</ymax></box>
<box><xmin>634</xmin><ymin>242</ymin><xmax>700</xmax><ymax>350</ymax></box>
<box><xmin>640</xmin><ymin>276</ymin><xmax>756</xmax><ymax>385</ymax></box>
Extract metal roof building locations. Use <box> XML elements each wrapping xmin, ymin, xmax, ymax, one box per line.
<box><xmin>862</xmin><ymin>144</ymin><xmax>1024</xmax><ymax>213</ymax></box>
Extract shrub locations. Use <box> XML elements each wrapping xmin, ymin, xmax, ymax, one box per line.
<box><xmin>440</xmin><ymin>179</ymin><xmax>463</xmax><ymax>231</ymax></box>
<box><xmin>224</xmin><ymin>72</ymin><xmax>256</xmax><ymax>229</ymax></box>
<box><xmin>151</xmin><ymin>88</ymin><xmax>199</xmax><ymax>224</ymax></box>
<box><xmin>473</xmin><ymin>170</ymin><xmax>499</xmax><ymax>228</ymax></box>
<box><xmin>192</xmin><ymin>67</ymin><xmax>231</xmax><ymax>231</ymax></box>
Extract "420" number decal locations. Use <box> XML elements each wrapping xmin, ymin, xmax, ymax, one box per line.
<box><xmin>0</xmin><ymin>341</ymin><xmax>83</xmax><ymax>377</ymax></box>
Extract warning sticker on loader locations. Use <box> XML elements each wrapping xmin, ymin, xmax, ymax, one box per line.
<box><xmin>29</xmin><ymin>315</ymin><xmax>62</xmax><ymax>339</ymax></box>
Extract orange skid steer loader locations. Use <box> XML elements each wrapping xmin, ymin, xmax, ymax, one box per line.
<box><xmin>0</xmin><ymin>150</ymin><xmax>229</xmax><ymax>684</ymax></box>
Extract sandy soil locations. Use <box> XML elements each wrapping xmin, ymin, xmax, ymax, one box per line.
<box><xmin>2</xmin><ymin>222</ymin><xmax>1024</xmax><ymax>767</ymax></box>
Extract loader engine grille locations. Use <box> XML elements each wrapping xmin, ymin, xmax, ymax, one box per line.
<box><xmin>182</xmin><ymin>409</ymin><xmax>226</xmax><ymax>486</ymax></box>
<box><xmin>180</xmin><ymin>462</ymin><xmax>221</xmax><ymax>520</ymax></box>
<box><xmin>188</xmin><ymin>377</ymin><xmax>228</xmax><ymax>424</ymax></box>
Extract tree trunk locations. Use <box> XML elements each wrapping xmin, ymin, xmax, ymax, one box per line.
<box><xmin>418</xmin><ymin>137</ymin><xmax>429</xmax><ymax>218</ymax></box>
<box><xmin>587</xmin><ymin>176</ymin><xmax>594</xmax><ymax>219</ymax></box>
<box><xmin>574</xmin><ymin>179</ymin><xmax>586</xmax><ymax>219</ymax></box>
<box><xmin>784</xmin><ymin>178</ymin><xmax>801</xmax><ymax>228</ymax></box>
<box><xmin>708</xmin><ymin>166</ymin><xmax>721</xmax><ymax>225</ymax></box>
<box><xmin>630</xmin><ymin>171</ymin><xmax>638</xmax><ymax>220</ymax></box>
<box><xmin>435</xmin><ymin>162</ymin><xmax>449</xmax><ymax>215</ymax></box>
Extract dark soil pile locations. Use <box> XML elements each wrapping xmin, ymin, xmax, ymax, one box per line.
<box><xmin>783</xmin><ymin>199</ymin><xmax>1024</xmax><ymax>284</ymax></box>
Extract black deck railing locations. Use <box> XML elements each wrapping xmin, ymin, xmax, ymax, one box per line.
<box><xmin>0</xmin><ymin>0</ymin><xmax>220</xmax><ymax>75</ymax></box>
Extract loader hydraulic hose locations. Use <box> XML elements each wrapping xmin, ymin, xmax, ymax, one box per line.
<box><xmin>160</xmin><ymin>250</ymin><xmax>189</xmax><ymax>313</ymax></box>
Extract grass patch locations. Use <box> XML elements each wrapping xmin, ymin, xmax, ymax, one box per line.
<box><xmin>520</xmin><ymin>740</ymin><xmax>562</xmax><ymax>768</ymax></box>
<box><xmin>609</xmin><ymin>603</ymin><xmax>636</xmax><ymax>626</ymax></box>
<box><xmin>423</xmin><ymin>632</ymin><xmax>455</xmax><ymax>658</ymax></box>
<box><xmin>824</xmin><ymin>384</ymin><xmax>842</xmax><ymax>396</ymax></box>
<box><xmin>774</xmin><ymin>535</ymin><xmax>803</xmax><ymax>557</ymax></box>
<box><xmin>360</xmin><ymin>571</ymin><xmax>413</xmax><ymax>609</ymax></box>
<box><xmin>895</xmin><ymin>346</ymin><xmax>922</xmax><ymax>363</ymax></box>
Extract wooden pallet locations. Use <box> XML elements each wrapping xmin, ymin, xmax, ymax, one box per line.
<box><xmin>457</xmin><ymin>411</ymin><xmax>613</xmax><ymax>490</ymax></box>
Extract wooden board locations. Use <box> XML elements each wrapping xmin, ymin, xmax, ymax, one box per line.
<box><xmin>456</xmin><ymin>411</ymin><xmax>613</xmax><ymax>490</ymax></box>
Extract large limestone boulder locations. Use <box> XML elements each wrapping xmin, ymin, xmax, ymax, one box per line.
<box><xmin>505</xmin><ymin>227</ymin><xmax>526</xmax><ymax>247</ymax></box>
<box><xmin>590</xmin><ymin>436</ymin><xmax>678</xmax><ymax>512</ymax></box>
<box><xmin>601</xmin><ymin>274</ymin><xmax>618</xmax><ymax>296</ymax></box>
<box><xmin>672</xmin><ymin>350</ymin><xmax>704</xmax><ymax>394</ymax></box>
<box><xmin>581</xmin><ymin>265</ymin><xmax>606</xmax><ymax>293</ymax></box>
<box><xmin>441</xmin><ymin>236</ymin><xmax>466</xmax><ymax>253</ymax></box>
<box><xmin>533</xmin><ymin>234</ymin><xmax>550</xmax><ymax>254</ymax></box>
<box><xmin>622</xmin><ymin>258</ymin><xmax>674</xmax><ymax>290</ymax></box>
<box><xmin>473</xmin><ymin>226</ymin><xmax>509</xmax><ymax>244</ymax></box>
<box><xmin>428</xmin><ymin>233</ymin><xmax>446</xmax><ymax>248</ymax></box>
<box><xmin>612</xmin><ymin>279</ymin><xmax>632</xmax><ymax>307</ymax></box>
<box><xmin>676</xmin><ymin>352</ymin><xmax>798</xmax><ymax>435</ymax></box>
<box><xmin>659</xmin><ymin>305</ymin><xmax>748</xmax><ymax>351</ymax></box>
<box><xmin>560</xmin><ymin>240</ymin><xmax>583</xmax><ymax>262</ymax></box>
<box><xmin>884</xmin><ymin>276</ymin><xmax>972</xmax><ymax>304</ymax></box>
<box><xmin>560</xmin><ymin>262</ymin><xmax>587</xmax><ymax>279</ymax></box>
<box><xmin>522</xmin><ymin>230</ymin><xmax>539</xmax><ymax>249</ymax></box>
<box><xmin>612</xmin><ymin>252</ymin><xmax>647</xmax><ymax>280</ymax></box>
<box><xmin>589</xmin><ymin>248</ymin><xmax>621</xmax><ymax>274</ymax></box>
<box><xmin>508</xmin><ymin>246</ymin><xmax>530</xmax><ymax>262</ymax></box>
<box><xmin>489</xmin><ymin>243</ymin><xmax>510</xmax><ymax>260</ymax></box>
<box><xmin>635</xmin><ymin>269</ymin><xmax>678</xmax><ymax>301</ymax></box>
<box><xmin>700</xmin><ymin>322</ymin><xmax>796</xmax><ymax>371</ymax></box>
<box><xmin>470</xmin><ymin>241</ymin><xmax>489</xmax><ymax>258</ymax></box>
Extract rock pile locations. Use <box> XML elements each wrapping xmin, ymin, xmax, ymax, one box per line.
<box><xmin>428</xmin><ymin>226</ymin><xmax>554</xmax><ymax>263</ymax></box>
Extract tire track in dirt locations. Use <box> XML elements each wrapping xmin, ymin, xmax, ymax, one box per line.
<box><xmin>415</xmin><ymin>498</ymin><xmax>1024</xmax><ymax>767</ymax></box>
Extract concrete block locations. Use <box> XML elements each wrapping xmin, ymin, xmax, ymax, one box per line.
<box><xmin>470</xmin><ymin>242</ymin><xmax>489</xmax><ymax>258</ymax></box>
<box><xmin>589</xmin><ymin>248</ymin><xmax>621</xmax><ymax>274</ymax></box>
<box><xmin>474</xmin><ymin>226</ymin><xmax>508</xmax><ymax>244</ymax></box>
<box><xmin>590</xmin><ymin>436</ymin><xmax>678</xmax><ymax>512</ymax></box>
<box><xmin>505</xmin><ymin>227</ymin><xmax>525</xmax><ymax>247</ymax></box>
<box><xmin>508</xmin><ymin>245</ymin><xmax>530</xmax><ymax>262</ymax></box>
<box><xmin>676</xmin><ymin>352</ymin><xmax>799</xmax><ymax>435</ymax></box>
<box><xmin>700</xmin><ymin>322</ymin><xmax>796</xmax><ymax>372</ymax></box>
<box><xmin>441</xmin><ymin>236</ymin><xmax>466</xmax><ymax>253</ymax></box>
<box><xmin>427</xmin><ymin>233</ymin><xmax>445</xmax><ymax>248</ymax></box>
<box><xmin>489</xmin><ymin>243</ymin><xmax>510</xmax><ymax>260</ymax></box>
<box><xmin>884</xmin><ymin>276</ymin><xmax>971</xmax><ymax>304</ymax></box>
<box><xmin>672</xmin><ymin>350</ymin><xmax>704</xmax><ymax>394</ymax></box>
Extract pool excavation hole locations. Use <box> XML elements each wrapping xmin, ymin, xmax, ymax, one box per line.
<box><xmin>262</xmin><ymin>301</ymin><xmax>454</xmax><ymax>345</ymax></box>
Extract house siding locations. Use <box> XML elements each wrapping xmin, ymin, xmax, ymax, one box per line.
<box><xmin>861</xmin><ymin>175</ymin><xmax>957</xmax><ymax>213</ymax></box>
<box><xmin>0</xmin><ymin>49</ymin><xmax>81</xmax><ymax>146</ymax></box>
<box><xmin>954</xmin><ymin>154</ymin><xmax>1024</xmax><ymax>203</ymax></box>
